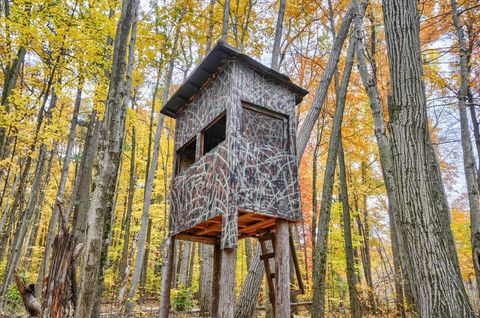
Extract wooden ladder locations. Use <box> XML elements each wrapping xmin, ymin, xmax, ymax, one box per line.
<box><xmin>257</xmin><ymin>227</ymin><xmax>305</xmax><ymax>314</ymax></box>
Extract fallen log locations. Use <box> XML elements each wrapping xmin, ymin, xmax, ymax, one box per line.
<box><xmin>14</xmin><ymin>272</ymin><xmax>41</xmax><ymax>317</ymax></box>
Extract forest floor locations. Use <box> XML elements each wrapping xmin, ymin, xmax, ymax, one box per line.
<box><xmin>1</xmin><ymin>298</ymin><xmax>312</xmax><ymax>317</ymax></box>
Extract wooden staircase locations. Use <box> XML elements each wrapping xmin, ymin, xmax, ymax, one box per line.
<box><xmin>257</xmin><ymin>227</ymin><xmax>305</xmax><ymax>315</ymax></box>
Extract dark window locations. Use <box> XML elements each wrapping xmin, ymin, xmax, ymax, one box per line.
<box><xmin>175</xmin><ymin>137</ymin><xmax>196</xmax><ymax>175</ymax></box>
<box><xmin>202</xmin><ymin>113</ymin><xmax>226</xmax><ymax>155</ymax></box>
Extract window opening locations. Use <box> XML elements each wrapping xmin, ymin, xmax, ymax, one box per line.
<box><xmin>175</xmin><ymin>137</ymin><xmax>196</xmax><ymax>175</ymax></box>
<box><xmin>202</xmin><ymin>113</ymin><xmax>226</xmax><ymax>155</ymax></box>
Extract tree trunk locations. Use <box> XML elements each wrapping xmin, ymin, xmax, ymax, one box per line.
<box><xmin>24</xmin><ymin>147</ymin><xmax>56</xmax><ymax>269</ymax></box>
<box><xmin>221</xmin><ymin>0</ymin><xmax>231</xmax><ymax>41</ymax></box>
<box><xmin>125</xmin><ymin>11</ymin><xmax>183</xmax><ymax>314</ymax></box>
<box><xmin>199</xmin><ymin>244</ymin><xmax>214</xmax><ymax>315</ymax></box>
<box><xmin>36</xmin><ymin>84</ymin><xmax>82</xmax><ymax>298</ymax></box>
<box><xmin>351</xmin><ymin>1</ymin><xmax>407</xmax><ymax>314</ymax></box>
<box><xmin>360</xmin><ymin>162</ymin><xmax>376</xmax><ymax>313</ymax></box>
<box><xmin>158</xmin><ymin>238</ymin><xmax>175</xmax><ymax>318</ymax></box>
<box><xmin>187</xmin><ymin>242</ymin><xmax>195</xmax><ymax>287</ymax></box>
<box><xmin>234</xmin><ymin>245</ymin><xmax>263</xmax><ymax>318</ymax></box>
<box><xmin>450</xmin><ymin>0</ymin><xmax>480</xmax><ymax>296</ymax></box>
<box><xmin>271</xmin><ymin>0</ymin><xmax>286</xmax><ymax>71</ymax></box>
<box><xmin>296</xmin><ymin>1</ymin><xmax>355</xmax><ymax>158</ymax></box>
<box><xmin>75</xmin><ymin>0</ymin><xmax>139</xmax><ymax>315</ymax></box>
<box><xmin>245</xmin><ymin>238</ymin><xmax>253</xmax><ymax>271</ymax></box>
<box><xmin>218</xmin><ymin>248</ymin><xmax>236</xmax><ymax>317</ymax></box>
<box><xmin>311</xmin><ymin>117</ymin><xmax>325</xmax><ymax>255</ymax></box>
<box><xmin>0</xmin><ymin>144</ymin><xmax>48</xmax><ymax>300</ymax></box>
<box><xmin>71</xmin><ymin>112</ymin><xmax>100</xmax><ymax>243</ymax></box>
<box><xmin>140</xmin><ymin>218</ymin><xmax>153</xmax><ymax>301</ymax></box>
<box><xmin>311</xmin><ymin>31</ymin><xmax>357</xmax><ymax>318</ymax></box>
<box><xmin>211</xmin><ymin>243</ymin><xmax>221</xmax><ymax>318</ymax></box>
<box><xmin>0</xmin><ymin>75</ymin><xmax>56</xmax><ymax>265</ymax></box>
<box><xmin>382</xmin><ymin>0</ymin><xmax>476</xmax><ymax>315</ymax></box>
<box><xmin>41</xmin><ymin>215</ymin><xmax>78</xmax><ymax>318</ymax></box>
<box><xmin>0</xmin><ymin>47</ymin><xmax>26</xmax><ymax>159</ymax></box>
<box><xmin>338</xmin><ymin>140</ymin><xmax>361</xmax><ymax>318</ymax></box>
<box><xmin>118</xmin><ymin>108</ymin><xmax>137</xmax><ymax>299</ymax></box>
<box><xmin>274</xmin><ymin>219</ymin><xmax>290</xmax><ymax>318</ymax></box>
<box><xmin>179</xmin><ymin>241</ymin><xmax>191</xmax><ymax>287</ymax></box>
<box><xmin>205</xmin><ymin>0</ymin><xmax>216</xmax><ymax>51</ymax></box>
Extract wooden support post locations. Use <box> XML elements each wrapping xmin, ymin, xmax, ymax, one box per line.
<box><xmin>218</xmin><ymin>247</ymin><xmax>237</xmax><ymax>317</ymax></box>
<box><xmin>158</xmin><ymin>237</ymin><xmax>175</xmax><ymax>318</ymax></box>
<box><xmin>211</xmin><ymin>242</ymin><xmax>221</xmax><ymax>317</ymax></box>
<box><xmin>275</xmin><ymin>219</ymin><xmax>290</xmax><ymax>318</ymax></box>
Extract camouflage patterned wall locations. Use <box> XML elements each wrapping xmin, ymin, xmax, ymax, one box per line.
<box><xmin>169</xmin><ymin>59</ymin><xmax>301</xmax><ymax>249</ymax></box>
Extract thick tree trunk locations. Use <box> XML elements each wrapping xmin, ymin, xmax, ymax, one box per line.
<box><xmin>382</xmin><ymin>0</ymin><xmax>475</xmax><ymax>315</ymax></box>
<box><xmin>199</xmin><ymin>245</ymin><xmax>213</xmax><ymax>316</ymax></box>
<box><xmin>218</xmin><ymin>248</ymin><xmax>237</xmax><ymax>317</ymax></box>
<box><xmin>351</xmin><ymin>1</ymin><xmax>406</xmax><ymax>314</ymax></box>
<box><xmin>158</xmin><ymin>238</ymin><xmax>175</xmax><ymax>318</ymax></box>
<box><xmin>450</xmin><ymin>0</ymin><xmax>480</xmax><ymax>296</ymax></box>
<box><xmin>338</xmin><ymin>141</ymin><xmax>361</xmax><ymax>318</ymax></box>
<box><xmin>234</xmin><ymin>245</ymin><xmax>263</xmax><ymax>318</ymax></box>
<box><xmin>71</xmin><ymin>112</ymin><xmax>100</xmax><ymax>243</ymax></box>
<box><xmin>311</xmin><ymin>31</ymin><xmax>357</xmax><ymax>318</ymax></box>
<box><xmin>75</xmin><ymin>0</ymin><xmax>139</xmax><ymax>316</ymax></box>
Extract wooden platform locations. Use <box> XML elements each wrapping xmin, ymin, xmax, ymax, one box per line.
<box><xmin>173</xmin><ymin>211</ymin><xmax>281</xmax><ymax>244</ymax></box>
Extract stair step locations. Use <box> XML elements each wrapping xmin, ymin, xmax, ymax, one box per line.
<box><xmin>260</xmin><ymin>252</ymin><xmax>275</xmax><ymax>260</ymax></box>
<box><xmin>258</xmin><ymin>233</ymin><xmax>275</xmax><ymax>242</ymax></box>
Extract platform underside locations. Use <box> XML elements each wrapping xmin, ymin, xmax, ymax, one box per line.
<box><xmin>173</xmin><ymin>211</ymin><xmax>284</xmax><ymax>244</ymax></box>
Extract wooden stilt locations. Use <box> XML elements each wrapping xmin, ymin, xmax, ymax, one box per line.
<box><xmin>275</xmin><ymin>219</ymin><xmax>290</xmax><ymax>318</ymax></box>
<box><xmin>211</xmin><ymin>242</ymin><xmax>221</xmax><ymax>317</ymax></box>
<box><xmin>218</xmin><ymin>247</ymin><xmax>237</xmax><ymax>317</ymax></box>
<box><xmin>158</xmin><ymin>237</ymin><xmax>175</xmax><ymax>318</ymax></box>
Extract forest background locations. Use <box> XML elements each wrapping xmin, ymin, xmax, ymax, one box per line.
<box><xmin>0</xmin><ymin>0</ymin><xmax>479</xmax><ymax>317</ymax></box>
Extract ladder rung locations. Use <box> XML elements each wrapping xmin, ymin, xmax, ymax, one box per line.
<box><xmin>260</xmin><ymin>252</ymin><xmax>275</xmax><ymax>260</ymax></box>
<box><xmin>290</xmin><ymin>289</ymin><xmax>303</xmax><ymax>297</ymax></box>
<box><xmin>258</xmin><ymin>233</ymin><xmax>275</xmax><ymax>242</ymax></box>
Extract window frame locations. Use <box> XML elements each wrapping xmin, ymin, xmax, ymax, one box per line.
<box><xmin>240</xmin><ymin>101</ymin><xmax>290</xmax><ymax>151</ymax></box>
<box><xmin>200</xmin><ymin>111</ymin><xmax>227</xmax><ymax>156</ymax></box>
<box><xmin>174</xmin><ymin>136</ymin><xmax>197</xmax><ymax>176</ymax></box>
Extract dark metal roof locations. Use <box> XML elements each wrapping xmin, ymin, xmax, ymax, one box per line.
<box><xmin>161</xmin><ymin>41</ymin><xmax>309</xmax><ymax>118</ymax></box>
